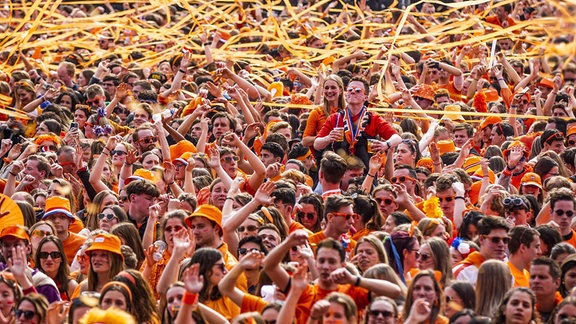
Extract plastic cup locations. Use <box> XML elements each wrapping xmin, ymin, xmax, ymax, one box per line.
<box><xmin>152</xmin><ymin>240</ymin><xmax>167</xmax><ymax>261</ymax></box>
<box><xmin>334</xmin><ymin>127</ymin><xmax>344</xmax><ymax>142</ymax></box>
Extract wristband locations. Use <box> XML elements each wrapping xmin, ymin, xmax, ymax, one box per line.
<box><xmin>226</xmin><ymin>197</ymin><xmax>234</xmax><ymax>201</ymax></box>
<box><xmin>179</xmin><ymin>68</ymin><xmax>187</xmax><ymax>74</ymax></box>
<box><xmin>182</xmin><ymin>291</ymin><xmax>198</xmax><ymax>305</ymax></box>
<box><xmin>124</xmin><ymin>162</ymin><xmax>133</xmax><ymax>166</ymax></box>
<box><xmin>101</xmin><ymin>150</ymin><xmax>110</xmax><ymax>156</ymax></box>
<box><xmin>3</xmin><ymin>158</ymin><xmax>11</xmax><ymax>164</ymax></box>
<box><xmin>455</xmin><ymin>196</ymin><xmax>465</xmax><ymax>201</ymax></box>
<box><xmin>9</xmin><ymin>172</ymin><xmax>17</xmax><ymax>177</ymax></box>
<box><xmin>354</xmin><ymin>276</ymin><xmax>362</xmax><ymax>287</ymax></box>
<box><xmin>40</xmin><ymin>101</ymin><xmax>51</xmax><ymax>109</ymax></box>
<box><xmin>367</xmin><ymin>174</ymin><xmax>375</xmax><ymax>178</ymax></box>
<box><xmin>497</xmin><ymin>78</ymin><xmax>504</xmax><ymax>81</ymax></box>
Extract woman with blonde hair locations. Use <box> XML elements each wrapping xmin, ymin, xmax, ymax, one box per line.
<box><xmin>353</xmin><ymin>235</ymin><xmax>388</xmax><ymax>274</ymax></box>
<box><xmin>416</xmin><ymin>237</ymin><xmax>453</xmax><ymax>288</ymax></box>
<box><xmin>402</xmin><ymin>270</ymin><xmax>447</xmax><ymax>324</ymax></box>
<box><xmin>475</xmin><ymin>260</ymin><xmax>513</xmax><ymax>317</ymax></box>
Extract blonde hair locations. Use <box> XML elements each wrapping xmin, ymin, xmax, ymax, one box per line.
<box><xmin>475</xmin><ymin>260</ymin><xmax>512</xmax><ymax>316</ymax></box>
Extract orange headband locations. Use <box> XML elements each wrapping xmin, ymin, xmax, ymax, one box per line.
<box><xmin>295</xmin><ymin>150</ymin><xmax>311</xmax><ymax>161</ymax></box>
<box><xmin>261</xmin><ymin>207</ymin><xmax>274</xmax><ymax>224</ymax></box>
<box><xmin>101</xmin><ymin>281</ymin><xmax>132</xmax><ymax>303</ymax></box>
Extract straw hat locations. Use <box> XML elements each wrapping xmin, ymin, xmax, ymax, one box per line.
<box><xmin>42</xmin><ymin>196</ymin><xmax>74</xmax><ymax>220</ymax></box>
<box><xmin>185</xmin><ymin>204</ymin><xmax>223</xmax><ymax>232</ymax></box>
<box><xmin>85</xmin><ymin>233</ymin><xmax>123</xmax><ymax>259</ymax></box>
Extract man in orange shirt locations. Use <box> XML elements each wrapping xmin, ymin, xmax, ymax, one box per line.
<box><xmin>507</xmin><ymin>226</ymin><xmax>540</xmax><ymax>287</ymax></box>
<box><xmin>485</xmin><ymin>3</ymin><xmax>516</xmax><ymax>28</ymax></box>
<box><xmin>42</xmin><ymin>196</ymin><xmax>85</xmax><ymax>265</ymax></box>
<box><xmin>263</xmin><ymin>232</ymin><xmax>402</xmax><ymax>323</ymax></box>
<box><xmin>309</xmin><ymin>195</ymin><xmax>357</xmax><ymax>256</ymax></box>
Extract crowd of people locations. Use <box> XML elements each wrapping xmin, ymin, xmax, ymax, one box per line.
<box><xmin>0</xmin><ymin>0</ymin><xmax>576</xmax><ymax>323</ymax></box>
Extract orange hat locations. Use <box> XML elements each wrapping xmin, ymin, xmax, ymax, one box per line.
<box><xmin>441</xmin><ymin>105</ymin><xmax>465</xmax><ymax>122</ymax></box>
<box><xmin>169</xmin><ymin>140</ymin><xmax>196</xmax><ymax>163</ymax></box>
<box><xmin>503</xmin><ymin>141</ymin><xmax>529</xmax><ymax>159</ymax></box>
<box><xmin>521</xmin><ymin>172</ymin><xmax>542</xmax><ymax>189</ymax></box>
<box><xmin>479</xmin><ymin>116</ymin><xmax>503</xmax><ymax>130</ymax></box>
<box><xmin>537</xmin><ymin>78</ymin><xmax>554</xmax><ymax>89</ymax></box>
<box><xmin>290</xmin><ymin>93</ymin><xmax>312</xmax><ymax>106</ymax></box>
<box><xmin>412</xmin><ymin>84</ymin><xmax>435</xmax><ymax>102</ymax></box>
<box><xmin>175</xmin><ymin>152</ymin><xmax>193</xmax><ymax>166</ymax></box>
<box><xmin>0</xmin><ymin>225</ymin><xmax>29</xmax><ymax>242</ymax></box>
<box><xmin>268</xmin><ymin>82</ymin><xmax>284</xmax><ymax>98</ymax></box>
<box><xmin>85</xmin><ymin>233</ymin><xmax>123</xmax><ymax>259</ymax></box>
<box><xmin>125</xmin><ymin>169</ymin><xmax>156</xmax><ymax>185</ymax></box>
<box><xmin>567</xmin><ymin>125</ymin><xmax>576</xmax><ymax>138</ymax></box>
<box><xmin>463</xmin><ymin>156</ymin><xmax>482</xmax><ymax>175</ymax></box>
<box><xmin>0</xmin><ymin>193</ymin><xmax>24</xmax><ymax>228</ymax></box>
<box><xmin>42</xmin><ymin>196</ymin><xmax>74</xmax><ymax>219</ymax></box>
<box><xmin>416</xmin><ymin>157</ymin><xmax>434</xmax><ymax>173</ymax></box>
<box><xmin>436</xmin><ymin>140</ymin><xmax>458</xmax><ymax>154</ymax></box>
<box><xmin>472</xmin><ymin>168</ymin><xmax>495</xmax><ymax>183</ymax></box>
<box><xmin>484</xmin><ymin>89</ymin><xmax>500</xmax><ymax>102</ymax></box>
<box><xmin>185</xmin><ymin>204</ymin><xmax>222</xmax><ymax>232</ymax></box>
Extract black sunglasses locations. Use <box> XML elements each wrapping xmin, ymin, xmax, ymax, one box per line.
<box><xmin>98</xmin><ymin>213</ymin><xmax>117</xmax><ymax>221</ymax></box>
<box><xmin>110</xmin><ymin>150</ymin><xmax>127</xmax><ymax>156</ymax></box>
<box><xmin>120</xmin><ymin>196</ymin><xmax>129</xmax><ymax>202</ymax></box>
<box><xmin>375</xmin><ymin>197</ymin><xmax>393</xmax><ymax>205</ymax></box>
<box><xmin>418</xmin><ymin>253</ymin><xmax>431</xmax><ymax>262</ymax></box>
<box><xmin>438</xmin><ymin>196</ymin><xmax>455</xmax><ymax>203</ymax></box>
<box><xmin>238</xmin><ymin>247</ymin><xmax>260</xmax><ymax>255</ymax></box>
<box><xmin>238</xmin><ymin>225</ymin><xmax>258</xmax><ymax>232</ymax></box>
<box><xmin>484</xmin><ymin>236</ymin><xmax>510</xmax><ymax>244</ymax></box>
<box><xmin>369</xmin><ymin>310</ymin><xmax>394</xmax><ymax>318</ymax></box>
<box><xmin>139</xmin><ymin>137</ymin><xmax>158</xmax><ymax>144</ymax></box>
<box><xmin>297</xmin><ymin>211</ymin><xmax>315</xmax><ymax>220</ymax></box>
<box><xmin>15</xmin><ymin>310</ymin><xmax>36</xmax><ymax>320</ymax></box>
<box><xmin>38</xmin><ymin>251</ymin><xmax>62</xmax><ymax>259</ymax></box>
<box><xmin>555</xmin><ymin>210</ymin><xmax>575</xmax><ymax>218</ymax></box>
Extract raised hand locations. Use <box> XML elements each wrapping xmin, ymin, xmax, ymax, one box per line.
<box><xmin>206</xmin><ymin>146</ymin><xmax>221</xmax><ymax>169</ymax></box>
<box><xmin>255</xmin><ymin>181</ymin><xmax>275</xmax><ymax>204</ymax></box>
<box><xmin>182</xmin><ymin>263</ymin><xmax>204</xmax><ymax>294</ymax></box>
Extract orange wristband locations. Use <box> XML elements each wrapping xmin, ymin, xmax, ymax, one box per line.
<box><xmin>183</xmin><ymin>291</ymin><xmax>198</xmax><ymax>305</ymax></box>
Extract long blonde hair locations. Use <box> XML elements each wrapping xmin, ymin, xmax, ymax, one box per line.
<box><xmin>322</xmin><ymin>74</ymin><xmax>346</xmax><ymax>117</ymax></box>
<box><xmin>475</xmin><ymin>260</ymin><xmax>512</xmax><ymax>316</ymax></box>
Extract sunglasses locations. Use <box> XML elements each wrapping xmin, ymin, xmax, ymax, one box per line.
<box><xmin>437</xmin><ymin>196</ymin><xmax>455</xmax><ymax>203</ymax></box>
<box><xmin>391</xmin><ymin>175</ymin><xmax>416</xmax><ymax>183</ymax></box>
<box><xmin>15</xmin><ymin>310</ymin><xmax>36</xmax><ymax>320</ymax></box>
<box><xmin>555</xmin><ymin>210</ymin><xmax>575</xmax><ymax>217</ymax></box>
<box><xmin>297</xmin><ymin>211</ymin><xmax>315</xmax><ymax>220</ymax></box>
<box><xmin>85</xmin><ymin>98</ymin><xmax>102</xmax><ymax>106</ymax></box>
<box><xmin>503</xmin><ymin>197</ymin><xmax>529</xmax><ymax>210</ymax></box>
<box><xmin>110</xmin><ymin>150</ymin><xmax>127</xmax><ymax>156</ymax></box>
<box><xmin>214</xmin><ymin>262</ymin><xmax>226</xmax><ymax>272</ymax></box>
<box><xmin>375</xmin><ymin>197</ymin><xmax>393</xmax><ymax>205</ymax></box>
<box><xmin>545</xmin><ymin>132</ymin><xmax>564</xmax><ymax>144</ymax></box>
<box><xmin>330</xmin><ymin>212</ymin><xmax>357</xmax><ymax>220</ymax></box>
<box><xmin>38</xmin><ymin>251</ymin><xmax>62</xmax><ymax>259</ymax></box>
<box><xmin>32</xmin><ymin>230</ymin><xmax>52</xmax><ymax>237</ymax></box>
<box><xmin>346</xmin><ymin>87</ymin><xmax>363</xmax><ymax>94</ymax></box>
<box><xmin>98</xmin><ymin>213</ymin><xmax>117</xmax><ymax>221</ymax></box>
<box><xmin>139</xmin><ymin>137</ymin><xmax>158</xmax><ymax>144</ymax></box>
<box><xmin>418</xmin><ymin>253</ymin><xmax>431</xmax><ymax>262</ymax></box>
<box><xmin>238</xmin><ymin>225</ymin><xmax>258</xmax><ymax>232</ymax></box>
<box><xmin>567</xmin><ymin>139</ymin><xmax>576</xmax><ymax>146</ymax></box>
<box><xmin>484</xmin><ymin>235</ymin><xmax>510</xmax><ymax>244</ymax></box>
<box><xmin>120</xmin><ymin>196</ymin><xmax>129</xmax><ymax>202</ymax></box>
<box><xmin>221</xmin><ymin>156</ymin><xmax>240</xmax><ymax>163</ymax></box>
<box><xmin>369</xmin><ymin>310</ymin><xmax>394</xmax><ymax>318</ymax></box>
<box><xmin>238</xmin><ymin>247</ymin><xmax>260</xmax><ymax>255</ymax></box>
<box><xmin>165</xmin><ymin>225</ymin><xmax>184</xmax><ymax>232</ymax></box>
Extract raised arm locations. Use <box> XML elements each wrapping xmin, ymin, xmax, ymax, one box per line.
<box><xmin>218</xmin><ymin>250</ymin><xmax>265</xmax><ymax>307</ymax></box>
<box><xmin>330</xmin><ymin>267</ymin><xmax>402</xmax><ymax>299</ymax></box>
<box><xmin>223</xmin><ymin>133</ymin><xmax>266</xmax><ymax>192</ymax></box>
<box><xmin>262</xmin><ymin>230</ymin><xmax>309</xmax><ymax>292</ymax></box>
<box><xmin>89</xmin><ymin>135</ymin><xmax>120</xmax><ymax>193</ymax></box>
<box><xmin>277</xmin><ymin>261</ymin><xmax>309</xmax><ymax>324</ymax></box>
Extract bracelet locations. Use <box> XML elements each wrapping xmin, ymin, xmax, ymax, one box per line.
<box><xmin>167</xmin><ymin>182</ymin><xmax>175</xmax><ymax>186</ymax></box>
<box><xmin>551</xmin><ymin>91</ymin><xmax>558</xmax><ymax>95</ymax></box>
<box><xmin>354</xmin><ymin>276</ymin><xmax>362</xmax><ymax>287</ymax></box>
<box><xmin>9</xmin><ymin>172</ymin><xmax>17</xmax><ymax>177</ymax></box>
<box><xmin>482</xmin><ymin>175</ymin><xmax>489</xmax><ymax>178</ymax></box>
<box><xmin>179</xmin><ymin>68</ymin><xmax>187</xmax><ymax>74</ymax></box>
<box><xmin>367</xmin><ymin>174</ymin><xmax>376</xmax><ymax>178</ymax></box>
<box><xmin>455</xmin><ymin>196</ymin><xmax>465</xmax><ymax>201</ymax></box>
<box><xmin>182</xmin><ymin>291</ymin><xmax>198</xmax><ymax>305</ymax></box>
<box><xmin>101</xmin><ymin>150</ymin><xmax>110</xmax><ymax>156</ymax></box>
<box><xmin>497</xmin><ymin>78</ymin><xmax>505</xmax><ymax>81</ymax></box>
<box><xmin>124</xmin><ymin>162</ymin><xmax>133</xmax><ymax>166</ymax></box>
<box><xmin>226</xmin><ymin>197</ymin><xmax>234</xmax><ymax>201</ymax></box>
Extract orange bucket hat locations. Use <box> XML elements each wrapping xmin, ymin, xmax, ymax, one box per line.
<box><xmin>185</xmin><ymin>204</ymin><xmax>223</xmax><ymax>232</ymax></box>
<box><xmin>436</xmin><ymin>140</ymin><xmax>458</xmax><ymax>154</ymax></box>
<box><xmin>42</xmin><ymin>196</ymin><xmax>74</xmax><ymax>219</ymax></box>
<box><xmin>169</xmin><ymin>140</ymin><xmax>196</xmax><ymax>163</ymax></box>
<box><xmin>411</xmin><ymin>84</ymin><xmax>435</xmax><ymax>102</ymax></box>
<box><xmin>479</xmin><ymin>116</ymin><xmax>503</xmax><ymax>130</ymax></box>
<box><xmin>85</xmin><ymin>233</ymin><xmax>123</xmax><ymax>259</ymax></box>
<box><xmin>125</xmin><ymin>169</ymin><xmax>157</xmax><ymax>185</ymax></box>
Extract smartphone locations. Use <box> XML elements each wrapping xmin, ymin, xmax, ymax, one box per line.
<box><xmin>70</xmin><ymin>122</ymin><xmax>78</xmax><ymax>130</ymax></box>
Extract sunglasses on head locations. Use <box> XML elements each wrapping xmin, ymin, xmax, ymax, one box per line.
<box><xmin>38</xmin><ymin>251</ymin><xmax>62</xmax><ymax>259</ymax></box>
<box><xmin>376</xmin><ymin>197</ymin><xmax>393</xmax><ymax>205</ymax></box>
<box><xmin>238</xmin><ymin>225</ymin><xmax>258</xmax><ymax>232</ymax></box>
<box><xmin>545</xmin><ymin>132</ymin><xmax>564</xmax><ymax>144</ymax></box>
<box><xmin>346</xmin><ymin>87</ymin><xmax>363</xmax><ymax>94</ymax></box>
<box><xmin>437</xmin><ymin>196</ymin><xmax>455</xmax><ymax>203</ymax></box>
<box><xmin>555</xmin><ymin>209</ymin><xmax>575</xmax><ymax>217</ymax></box>
<box><xmin>391</xmin><ymin>175</ymin><xmax>416</xmax><ymax>183</ymax></box>
<box><xmin>484</xmin><ymin>235</ymin><xmax>510</xmax><ymax>244</ymax></box>
<box><xmin>503</xmin><ymin>197</ymin><xmax>529</xmax><ymax>210</ymax></box>
<box><xmin>110</xmin><ymin>150</ymin><xmax>127</xmax><ymax>156</ymax></box>
<box><xmin>238</xmin><ymin>247</ymin><xmax>260</xmax><ymax>255</ymax></box>
<box><xmin>98</xmin><ymin>213</ymin><xmax>117</xmax><ymax>221</ymax></box>
<box><xmin>139</xmin><ymin>137</ymin><xmax>158</xmax><ymax>144</ymax></box>
<box><xmin>221</xmin><ymin>156</ymin><xmax>240</xmax><ymax>163</ymax></box>
<box><xmin>369</xmin><ymin>310</ymin><xmax>394</xmax><ymax>318</ymax></box>
<box><xmin>15</xmin><ymin>310</ymin><xmax>36</xmax><ymax>320</ymax></box>
<box><xmin>297</xmin><ymin>211</ymin><xmax>315</xmax><ymax>220</ymax></box>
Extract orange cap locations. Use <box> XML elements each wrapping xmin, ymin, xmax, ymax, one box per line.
<box><xmin>0</xmin><ymin>225</ymin><xmax>29</xmax><ymax>242</ymax></box>
<box><xmin>479</xmin><ymin>116</ymin><xmax>503</xmax><ymax>130</ymax></box>
<box><xmin>169</xmin><ymin>140</ymin><xmax>196</xmax><ymax>163</ymax></box>
<box><xmin>537</xmin><ymin>78</ymin><xmax>554</xmax><ymax>89</ymax></box>
<box><xmin>125</xmin><ymin>169</ymin><xmax>156</xmax><ymax>185</ymax></box>
<box><xmin>185</xmin><ymin>204</ymin><xmax>223</xmax><ymax>232</ymax></box>
<box><xmin>521</xmin><ymin>172</ymin><xmax>542</xmax><ymax>189</ymax></box>
<box><xmin>85</xmin><ymin>233</ymin><xmax>123</xmax><ymax>259</ymax></box>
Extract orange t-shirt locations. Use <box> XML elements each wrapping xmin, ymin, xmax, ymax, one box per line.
<box><xmin>308</xmin><ymin>231</ymin><xmax>356</xmax><ymax>256</ymax></box>
<box><xmin>295</xmin><ymin>283</ymin><xmax>369</xmax><ymax>324</ymax></box>
<box><xmin>63</xmin><ymin>232</ymin><xmax>86</xmax><ymax>266</ymax></box>
<box><xmin>507</xmin><ymin>261</ymin><xmax>530</xmax><ymax>287</ymax></box>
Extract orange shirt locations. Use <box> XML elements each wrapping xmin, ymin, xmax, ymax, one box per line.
<box><xmin>63</xmin><ymin>232</ymin><xmax>86</xmax><ymax>266</ymax></box>
<box><xmin>296</xmin><ymin>283</ymin><xmax>369</xmax><ymax>323</ymax></box>
<box><xmin>241</xmin><ymin>293</ymin><xmax>268</xmax><ymax>313</ymax></box>
<box><xmin>204</xmin><ymin>296</ymin><xmax>240</xmax><ymax>322</ymax></box>
<box><xmin>507</xmin><ymin>261</ymin><xmax>530</xmax><ymax>287</ymax></box>
<box><xmin>289</xmin><ymin>221</ymin><xmax>313</xmax><ymax>236</ymax></box>
<box><xmin>308</xmin><ymin>231</ymin><xmax>356</xmax><ymax>256</ymax></box>
<box><xmin>563</xmin><ymin>230</ymin><xmax>576</xmax><ymax>249</ymax></box>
